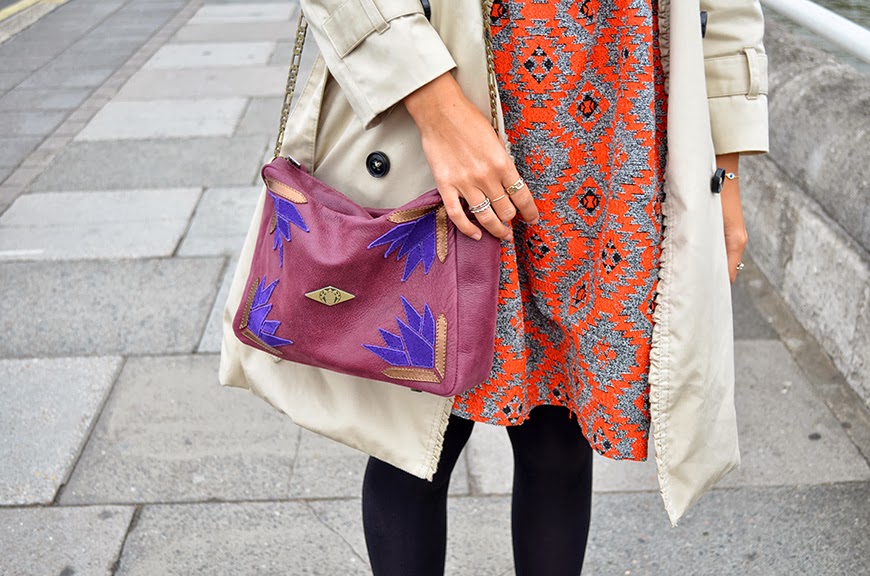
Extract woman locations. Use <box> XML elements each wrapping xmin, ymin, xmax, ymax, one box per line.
<box><xmin>220</xmin><ymin>0</ymin><xmax>769</xmax><ymax>573</ymax></box>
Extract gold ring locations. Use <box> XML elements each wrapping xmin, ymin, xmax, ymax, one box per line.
<box><xmin>505</xmin><ymin>177</ymin><xmax>525</xmax><ymax>195</ymax></box>
<box><xmin>491</xmin><ymin>193</ymin><xmax>508</xmax><ymax>202</ymax></box>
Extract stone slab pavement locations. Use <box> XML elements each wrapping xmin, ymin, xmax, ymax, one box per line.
<box><xmin>0</xmin><ymin>0</ymin><xmax>868</xmax><ymax>574</ymax></box>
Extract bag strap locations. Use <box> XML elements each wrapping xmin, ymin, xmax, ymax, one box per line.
<box><xmin>272</xmin><ymin>0</ymin><xmax>501</xmax><ymax>159</ymax></box>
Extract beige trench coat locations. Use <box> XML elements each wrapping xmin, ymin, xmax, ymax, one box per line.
<box><xmin>220</xmin><ymin>0</ymin><xmax>769</xmax><ymax>525</ymax></box>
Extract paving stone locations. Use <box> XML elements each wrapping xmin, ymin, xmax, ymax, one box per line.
<box><xmin>582</xmin><ymin>483</ymin><xmax>870</xmax><ymax>576</ymax></box>
<box><xmin>115</xmin><ymin>66</ymin><xmax>287</xmax><ymax>99</ymax></box>
<box><xmin>307</xmin><ymin>496</ymin><xmax>520</xmax><ymax>574</ymax></box>
<box><xmin>465</xmin><ymin>422</ymin><xmax>512</xmax><ymax>494</ymax></box>
<box><xmin>592</xmin><ymin>448</ymin><xmax>658</xmax><ymax>492</ymax></box>
<box><xmin>264</xmin><ymin>484</ymin><xmax>870</xmax><ymax>576</ymax></box>
<box><xmin>0</xmin><ymin>88</ymin><xmax>91</xmax><ymax>111</ymax></box>
<box><xmin>145</xmin><ymin>42</ymin><xmax>276</xmax><ymax>69</ymax></box>
<box><xmin>0</xmin><ymin>55</ymin><xmax>53</xmax><ymax>72</ymax></box>
<box><xmin>287</xmin><ymin>429</ymin><xmax>369</xmax><ymax>499</ymax></box>
<box><xmin>49</xmin><ymin>50</ymin><xmax>135</xmax><ymax>70</ymax></box>
<box><xmin>114</xmin><ymin>501</ymin><xmax>369</xmax><ymax>575</ymax></box>
<box><xmin>76</xmin><ymin>99</ymin><xmax>248</xmax><ymax>140</ymax></box>
<box><xmin>61</xmin><ymin>355</ymin><xmax>299</xmax><ymax>504</ymax></box>
<box><xmin>0</xmin><ymin>138</ymin><xmax>40</xmax><ymax>167</ymax></box>
<box><xmin>177</xmin><ymin>186</ymin><xmax>259</xmax><ymax>256</ymax></box>
<box><xmin>731</xmin><ymin>277</ymin><xmax>778</xmax><ymax>340</ymax></box>
<box><xmin>285</xmin><ymin>427</ymin><xmax>470</xmax><ymax>500</ymax></box>
<box><xmin>720</xmin><ymin>340</ymin><xmax>870</xmax><ymax>487</ymax></box>
<box><xmin>18</xmin><ymin>66</ymin><xmax>115</xmax><ymax>89</ymax></box>
<box><xmin>99</xmin><ymin>11</ymin><xmax>174</xmax><ymax>29</ymax></box>
<box><xmin>307</xmin><ymin>499</ymin><xmax>370</xmax><ymax>565</ymax></box>
<box><xmin>0</xmin><ymin>110</ymin><xmax>67</xmax><ymax>137</ymax></box>
<box><xmin>197</xmin><ymin>257</ymin><xmax>234</xmax><ymax>353</ymax></box>
<box><xmin>0</xmin><ymin>356</ymin><xmax>122</xmax><ymax>505</ymax></box>
<box><xmin>67</xmin><ymin>36</ymin><xmax>146</xmax><ymax>54</ymax></box>
<box><xmin>0</xmin><ymin>258</ymin><xmax>224</xmax><ymax>357</ymax></box>
<box><xmin>0</xmin><ymin>505</ymin><xmax>135</xmax><ymax>576</ymax></box>
<box><xmin>0</xmin><ymin>166</ymin><xmax>13</xmax><ymax>184</ymax></box>
<box><xmin>188</xmin><ymin>3</ymin><xmax>293</xmax><ymax>23</ymax></box>
<box><xmin>235</xmin><ymin>96</ymin><xmax>282</xmax><ymax>135</ymax></box>
<box><xmin>268</xmin><ymin>41</ymin><xmax>293</xmax><ymax>65</ymax></box>
<box><xmin>0</xmin><ymin>69</ymin><xmax>30</xmax><ymax>91</ymax></box>
<box><xmin>172</xmin><ymin>21</ymin><xmax>293</xmax><ymax>43</ymax></box>
<box><xmin>0</xmin><ymin>42</ymin><xmax>65</xmax><ymax>64</ymax></box>
<box><xmin>446</xmin><ymin>497</ymin><xmax>514</xmax><ymax>575</ymax></box>
<box><xmin>0</xmin><ymin>188</ymin><xmax>201</xmax><ymax>260</ymax></box>
<box><xmin>122</xmin><ymin>0</ymin><xmax>187</xmax><ymax>12</ymax></box>
<box><xmin>30</xmin><ymin>136</ymin><xmax>268</xmax><ymax>191</ymax></box>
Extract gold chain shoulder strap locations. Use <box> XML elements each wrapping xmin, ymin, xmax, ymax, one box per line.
<box><xmin>273</xmin><ymin>1</ymin><xmax>500</xmax><ymax>159</ymax></box>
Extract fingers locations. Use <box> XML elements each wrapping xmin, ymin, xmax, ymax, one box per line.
<box><xmin>466</xmin><ymin>189</ymin><xmax>513</xmax><ymax>241</ymax></box>
<box><xmin>724</xmin><ymin>229</ymin><xmax>748</xmax><ymax>283</ymax></box>
<box><xmin>441</xmin><ymin>187</ymin><xmax>483</xmax><ymax>240</ymax></box>
<box><xmin>500</xmin><ymin>170</ymin><xmax>539</xmax><ymax>225</ymax></box>
<box><xmin>489</xmin><ymin>192</ymin><xmax>515</xmax><ymax>222</ymax></box>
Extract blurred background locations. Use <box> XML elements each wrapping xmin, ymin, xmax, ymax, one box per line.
<box><xmin>0</xmin><ymin>0</ymin><xmax>868</xmax><ymax>574</ymax></box>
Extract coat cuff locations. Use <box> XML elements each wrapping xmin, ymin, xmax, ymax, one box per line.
<box><xmin>708</xmin><ymin>94</ymin><xmax>769</xmax><ymax>156</ymax></box>
<box><xmin>301</xmin><ymin>0</ymin><xmax>457</xmax><ymax>129</ymax></box>
<box><xmin>705</xmin><ymin>48</ymin><xmax>770</xmax><ymax>156</ymax></box>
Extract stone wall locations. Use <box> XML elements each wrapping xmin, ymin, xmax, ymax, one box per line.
<box><xmin>741</xmin><ymin>19</ymin><xmax>870</xmax><ymax>405</ymax></box>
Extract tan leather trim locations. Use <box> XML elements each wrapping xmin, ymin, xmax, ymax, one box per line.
<box><xmin>435</xmin><ymin>314</ymin><xmax>447</xmax><ymax>378</ymax></box>
<box><xmin>268</xmin><ymin>211</ymin><xmax>277</xmax><ymax>234</ymax></box>
<box><xmin>435</xmin><ymin>206</ymin><xmax>448</xmax><ymax>263</ymax></box>
<box><xmin>238</xmin><ymin>276</ymin><xmax>259</xmax><ymax>330</ymax></box>
<box><xmin>383</xmin><ymin>367</ymin><xmax>440</xmax><ymax>383</ymax></box>
<box><xmin>265</xmin><ymin>178</ymin><xmax>308</xmax><ymax>204</ymax></box>
<box><xmin>242</xmin><ymin>327</ymin><xmax>285</xmax><ymax>356</ymax></box>
<box><xmin>388</xmin><ymin>203</ymin><xmax>440</xmax><ymax>223</ymax></box>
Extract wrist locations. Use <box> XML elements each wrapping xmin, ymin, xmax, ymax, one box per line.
<box><xmin>404</xmin><ymin>72</ymin><xmax>465</xmax><ymax>131</ymax></box>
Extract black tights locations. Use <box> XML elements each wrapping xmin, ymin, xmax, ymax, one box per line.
<box><xmin>361</xmin><ymin>405</ymin><xmax>593</xmax><ymax>576</ymax></box>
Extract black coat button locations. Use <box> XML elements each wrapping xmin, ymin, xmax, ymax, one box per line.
<box><xmin>366</xmin><ymin>152</ymin><xmax>390</xmax><ymax>178</ymax></box>
<box><xmin>711</xmin><ymin>167</ymin><xmax>725</xmax><ymax>194</ymax></box>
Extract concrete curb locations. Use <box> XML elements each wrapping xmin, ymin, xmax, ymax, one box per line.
<box><xmin>742</xmin><ymin>21</ymin><xmax>870</xmax><ymax>407</ymax></box>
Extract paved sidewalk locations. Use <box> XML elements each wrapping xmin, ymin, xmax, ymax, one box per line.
<box><xmin>1</xmin><ymin>0</ymin><xmax>868</xmax><ymax>574</ymax></box>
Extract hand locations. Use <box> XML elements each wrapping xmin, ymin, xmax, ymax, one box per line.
<box><xmin>718</xmin><ymin>153</ymin><xmax>747</xmax><ymax>283</ymax></box>
<box><xmin>404</xmin><ymin>73</ymin><xmax>539</xmax><ymax>241</ymax></box>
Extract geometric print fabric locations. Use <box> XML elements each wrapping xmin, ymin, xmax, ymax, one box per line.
<box><xmin>452</xmin><ymin>0</ymin><xmax>668</xmax><ymax>462</ymax></box>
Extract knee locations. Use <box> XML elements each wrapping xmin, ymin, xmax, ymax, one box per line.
<box><xmin>512</xmin><ymin>434</ymin><xmax>591</xmax><ymax>477</ymax></box>
<box><xmin>508</xmin><ymin>408</ymin><xmax>592</xmax><ymax>476</ymax></box>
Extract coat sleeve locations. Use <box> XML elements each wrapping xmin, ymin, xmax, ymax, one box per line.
<box><xmin>297</xmin><ymin>0</ymin><xmax>457</xmax><ymax>129</ymax></box>
<box><xmin>700</xmin><ymin>0</ymin><xmax>770</xmax><ymax>155</ymax></box>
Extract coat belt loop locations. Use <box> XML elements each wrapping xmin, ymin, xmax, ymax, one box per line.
<box><xmin>362</xmin><ymin>0</ymin><xmax>390</xmax><ymax>34</ymax></box>
<box><xmin>743</xmin><ymin>47</ymin><xmax>760</xmax><ymax>100</ymax></box>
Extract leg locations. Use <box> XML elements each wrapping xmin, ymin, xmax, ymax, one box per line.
<box><xmin>362</xmin><ymin>413</ymin><xmax>474</xmax><ymax>576</ymax></box>
<box><xmin>506</xmin><ymin>405</ymin><xmax>593</xmax><ymax>576</ymax></box>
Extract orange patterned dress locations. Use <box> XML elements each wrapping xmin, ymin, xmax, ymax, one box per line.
<box><xmin>452</xmin><ymin>0</ymin><xmax>667</xmax><ymax>461</ymax></box>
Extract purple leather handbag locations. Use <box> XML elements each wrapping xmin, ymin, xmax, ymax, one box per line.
<box><xmin>232</xmin><ymin>157</ymin><xmax>500</xmax><ymax>396</ymax></box>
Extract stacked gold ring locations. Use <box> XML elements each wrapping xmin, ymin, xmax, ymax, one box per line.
<box><xmin>468</xmin><ymin>197</ymin><xmax>492</xmax><ymax>214</ymax></box>
<box><xmin>505</xmin><ymin>177</ymin><xmax>526</xmax><ymax>195</ymax></box>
